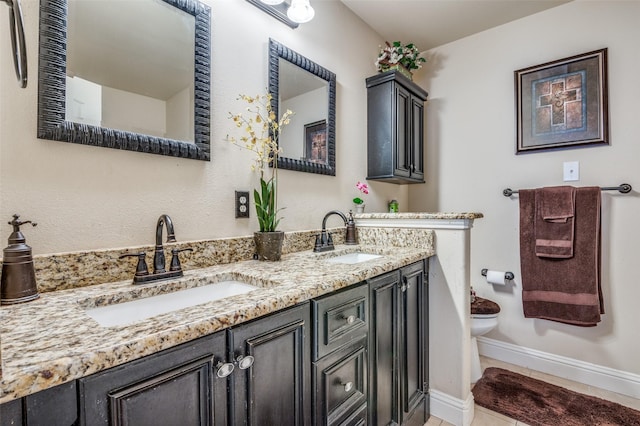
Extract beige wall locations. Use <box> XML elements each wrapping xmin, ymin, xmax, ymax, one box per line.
<box><xmin>0</xmin><ymin>0</ymin><xmax>408</xmax><ymax>255</ymax></box>
<box><xmin>410</xmin><ymin>0</ymin><xmax>640</xmax><ymax>375</ymax></box>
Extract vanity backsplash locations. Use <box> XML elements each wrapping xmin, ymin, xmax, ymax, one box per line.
<box><xmin>0</xmin><ymin>226</ymin><xmax>434</xmax><ymax>294</ymax></box>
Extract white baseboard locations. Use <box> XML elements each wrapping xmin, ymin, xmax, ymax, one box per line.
<box><xmin>430</xmin><ymin>389</ymin><xmax>474</xmax><ymax>426</ymax></box>
<box><xmin>477</xmin><ymin>336</ymin><xmax>640</xmax><ymax>399</ymax></box>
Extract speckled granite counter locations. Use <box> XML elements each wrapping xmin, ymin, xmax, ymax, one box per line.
<box><xmin>0</xmin><ymin>244</ymin><xmax>433</xmax><ymax>403</ymax></box>
<box><xmin>355</xmin><ymin>212</ymin><xmax>483</xmax><ymax>220</ymax></box>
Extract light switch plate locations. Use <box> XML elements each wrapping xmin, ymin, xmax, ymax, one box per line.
<box><xmin>563</xmin><ymin>161</ymin><xmax>579</xmax><ymax>182</ymax></box>
<box><xmin>235</xmin><ymin>191</ymin><xmax>250</xmax><ymax>218</ymax></box>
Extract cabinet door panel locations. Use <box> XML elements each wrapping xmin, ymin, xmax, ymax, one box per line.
<box><xmin>410</xmin><ymin>97</ymin><xmax>424</xmax><ymax>181</ymax></box>
<box><xmin>79</xmin><ymin>331</ymin><xmax>227</xmax><ymax>426</ymax></box>
<box><xmin>231</xmin><ymin>303</ymin><xmax>311</xmax><ymax>426</ymax></box>
<box><xmin>400</xmin><ymin>262</ymin><xmax>427</xmax><ymax>422</ymax></box>
<box><xmin>23</xmin><ymin>381</ymin><xmax>77</xmax><ymax>426</ymax></box>
<box><xmin>394</xmin><ymin>86</ymin><xmax>411</xmax><ymax>178</ymax></box>
<box><xmin>109</xmin><ymin>357</ymin><xmax>211</xmax><ymax>426</ymax></box>
<box><xmin>368</xmin><ymin>271</ymin><xmax>400</xmax><ymax>426</ymax></box>
<box><xmin>0</xmin><ymin>398</ymin><xmax>22</xmax><ymax>426</ymax></box>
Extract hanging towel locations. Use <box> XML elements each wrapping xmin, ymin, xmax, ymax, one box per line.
<box><xmin>535</xmin><ymin>186</ymin><xmax>576</xmax><ymax>259</ymax></box>
<box><xmin>519</xmin><ymin>187</ymin><xmax>603</xmax><ymax>326</ymax></box>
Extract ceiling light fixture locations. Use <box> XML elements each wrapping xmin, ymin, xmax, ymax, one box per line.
<box><xmin>259</xmin><ymin>0</ymin><xmax>285</xmax><ymax>5</ymax></box>
<box><xmin>286</xmin><ymin>0</ymin><xmax>315</xmax><ymax>24</ymax></box>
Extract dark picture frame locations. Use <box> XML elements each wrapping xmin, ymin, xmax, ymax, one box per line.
<box><xmin>304</xmin><ymin>120</ymin><xmax>327</xmax><ymax>164</ymax></box>
<box><xmin>515</xmin><ymin>48</ymin><xmax>608</xmax><ymax>154</ymax></box>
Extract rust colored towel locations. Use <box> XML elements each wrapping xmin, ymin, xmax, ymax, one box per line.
<box><xmin>535</xmin><ymin>186</ymin><xmax>576</xmax><ymax>258</ymax></box>
<box><xmin>519</xmin><ymin>187</ymin><xmax>603</xmax><ymax>326</ymax></box>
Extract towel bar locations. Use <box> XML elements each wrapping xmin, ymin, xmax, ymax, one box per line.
<box><xmin>503</xmin><ymin>183</ymin><xmax>632</xmax><ymax>197</ymax></box>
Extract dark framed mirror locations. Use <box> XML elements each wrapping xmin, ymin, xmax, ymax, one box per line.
<box><xmin>269</xmin><ymin>38</ymin><xmax>336</xmax><ymax>175</ymax></box>
<box><xmin>37</xmin><ymin>0</ymin><xmax>211</xmax><ymax>161</ymax></box>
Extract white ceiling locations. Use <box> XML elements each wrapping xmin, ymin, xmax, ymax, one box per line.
<box><xmin>340</xmin><ymin>0</ymin><xmax>572</xmax><ymax>52</ymax></box>
<box><xmin>67</xmin><ymin>0</ymin><xmax>194</xmax><ymax>101</ymax></box>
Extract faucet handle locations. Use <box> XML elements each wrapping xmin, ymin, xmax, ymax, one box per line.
<box><xmin>170</xmin><ymin>248</ymin><xmax>193</xmax><ymax>272</ymax></box>
<box><xmin>119</xmin><ymin>252</ymin><xmax>149</xmax><ymax>277</ymax></box>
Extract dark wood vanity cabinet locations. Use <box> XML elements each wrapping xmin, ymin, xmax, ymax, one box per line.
<box><xmin>366</xmin><ymin>71</ymin><xmax>428</xmax><ymax>184</ymax></box>
<box><xmin>1</xmin><ymin>261</ymin><xmax>429</xmax><ymax>426</ymax></box>
<box><xmin>368</xmin><ymin>260</ymin><xmax>429</xmax><ymax>426</ymax></box>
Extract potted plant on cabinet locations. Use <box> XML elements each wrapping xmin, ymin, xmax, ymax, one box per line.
<box><xmin>227</xmin><ymin>93</ymin><xmax>294</xmax><ymax>261</ymax></box>
<box><xmin>375</xmin><ymin>41</ymin><xmax>427</xmax><ymax>80</ymax></box>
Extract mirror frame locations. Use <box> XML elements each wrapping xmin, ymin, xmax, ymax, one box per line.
<box><xmin>37</xmin><ymin>0</ymin><xmax>211</xmax><ymax>161</ymax></box>
<box><xmin>269</xmin><ymin>38</ymin><xmax>337</xmax><ymax>176</ymax></box>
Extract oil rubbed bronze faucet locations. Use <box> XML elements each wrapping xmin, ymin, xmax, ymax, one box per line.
<box><xmin>120</xmin><ymin>214</ymin><xmax>192</xmax><ymax>284</ymax></box>
<box><xmin>154</xmin><ymin>214</ymin><xmax>176</xmax><ymax>273</ymax></box>
<box><xmin>314</xmin><ymin>210</ymin><xmax>357</xmax><ymax>252</ymax></box>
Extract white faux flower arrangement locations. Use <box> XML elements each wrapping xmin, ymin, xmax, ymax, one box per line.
<box><xmin>375</xmin><ymin>41</ymin><xmax>426</xmax><ymax>72</ymax></box>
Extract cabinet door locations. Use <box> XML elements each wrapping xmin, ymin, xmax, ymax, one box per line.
<box><xmin>78</xmin><ymin>331</ymin><xmax>227</xmax><ymax>426</ymax></box>
<box><xmin>394</xmin><ymin>85</ymin><xmax>412</xmax><ymax>179</ymax></box>
<box><xmin>230</xmin><ymin>303</ymin><xmax>311</xmax><ymax>426</ymax></box>
<box><xmin>0</xmin><ymin>398</ymin><xmax>22</xmax><ymax>426</ymax></box>
<box><xmin>368</xmin><ymin>270</ymin><xmax>401</xmax><ymax>426</ymax></box>
<box><xmin>399</xmin><ymin>261</ymin><xmax>428</xmax><ymax>425</ymax></box>
<box><xmin>409</xmin><ymin>97</ymin><xmax>424</xmax><ymax>182</ymax></box>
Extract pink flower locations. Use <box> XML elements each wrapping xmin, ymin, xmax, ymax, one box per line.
<box><xmin>356</xmin><ymin>181</ymin><xmax>369</xmax><ymax>194</ymax></box>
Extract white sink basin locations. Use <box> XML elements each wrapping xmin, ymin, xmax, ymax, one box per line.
<box><xmin>85</xmin><ymin>281</ymin><xmax>258</xmax><ymax>327</ymax></box>
<box><xmin>325</xmin><ymin>252</ymin><xmax>383</xmax><ymax>264</ymax></box>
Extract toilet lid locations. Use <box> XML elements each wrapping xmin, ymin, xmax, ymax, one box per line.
<box><xmin>471</xmin><ymin>296</ymin><xmax>501</xmax><ymax>315</ymax></box>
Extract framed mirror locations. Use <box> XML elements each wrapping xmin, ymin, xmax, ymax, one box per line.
<box><xmin>37</xmin><ymin>0</ymin><xmax>211</xmax><ymax>161</ymax></box>
<box><xmin>269</xmin><ymin>39</ymin><xmax>336</xmax><ymax>175</ymax></box>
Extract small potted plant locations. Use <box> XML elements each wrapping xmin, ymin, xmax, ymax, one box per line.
<box><xmin>353</xmin><ymin>181</ymin><xmax>369</xmax><ymax>213</ymax></box>
<box><xmin>227</xmin><ymin>93</ymin><xmax>293</xmax><ymax>261</ymax></box>
<box><xmin>375</xmin><ymin>41</ymin><xmax>426</xmax><ymax>80</ymax></box>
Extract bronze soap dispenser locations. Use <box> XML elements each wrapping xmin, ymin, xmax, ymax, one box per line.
<box><xmin>1</xmin><ymin>214</ymin><xmax>39</xmax><ymax>304</ymax></box>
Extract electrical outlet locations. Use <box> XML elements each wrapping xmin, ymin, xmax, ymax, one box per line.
<box><xmin>235</xmin><ymin>191</ymin><xmax>250</xmax><ymax>218</ymax></box>
<box><xmin>563</xmin><ymin>161</ymin><xmax>579</xmax><ymax>182</ymax></box>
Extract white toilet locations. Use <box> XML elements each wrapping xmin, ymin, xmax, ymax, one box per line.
<box><xmin>470</xmin><ymin>296</ymin><xmax>500</xmax><ymax>383</ymax></box>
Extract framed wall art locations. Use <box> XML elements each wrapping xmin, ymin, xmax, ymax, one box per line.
<box><xmin>304</xmin><ymin>120</ymin><xmax>327</xmax><ymax>164</ymax></box>
<box><xmin>515</xmin><ymin>48</ymin><xmax>608</xmax><ymax>154</ymax></box>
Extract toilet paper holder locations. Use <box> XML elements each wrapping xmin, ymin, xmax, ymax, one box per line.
<box><xmin>481</xmin><ymin>269</ymin><xmax>514</xmax><ymax>281</ymax></box>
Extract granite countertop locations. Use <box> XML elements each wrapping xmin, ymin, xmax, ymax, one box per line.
<box><xmin>0</xmin><ymin>244</ymin><xmax>433</xmax><ymax>403</ymax></box>
<box><xmin>355</xmin><ymin>212</ymin><xmax>483</xmax><ymax>220</ymax></box>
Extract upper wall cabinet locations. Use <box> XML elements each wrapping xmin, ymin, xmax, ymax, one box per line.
<box><xmin>366</xmin><ymin>71</ymin><xmax>428</xmax><ymax>184</ymax></box>
<box><xmin>37</xmin><ymin>0</ymin><xmax>211</xmax><ymax>161</ymax></box>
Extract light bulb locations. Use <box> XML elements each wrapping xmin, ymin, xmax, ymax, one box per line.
<box><xmin>287</xmin><ymin>0</ymin><xmax>314</xmax><ymax>23</ymax></box>
<box><xmin>260</xmin><ymin>0</ymin><xmax>285</xmax><ymax>5</ymax></box>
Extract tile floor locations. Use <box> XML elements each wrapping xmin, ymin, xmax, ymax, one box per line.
<box><xmin>425</xmin><ymin>356</ymin><xmax>640</xmax><ymax>426</ymax></box>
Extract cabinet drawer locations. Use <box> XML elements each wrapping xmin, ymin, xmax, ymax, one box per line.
<box><xmin>313</xmin><ymin>339</ymin><xmax>368</xmax><ymax>426</ymax></box>
<box><xmin>313</xmin><ymin>283</ymin><xmax>368</xmax><ymax>360</ymax></box>
<box><xmin>338</xmin><ymin>403</ymin><xmax>367</xmax><ymax>426</ymax></box>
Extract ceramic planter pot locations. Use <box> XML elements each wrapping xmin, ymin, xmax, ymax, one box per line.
<box><xmin>254</xmin><ymin>231</ymin><xmax>284</xmax><ymax>261</ymax></box>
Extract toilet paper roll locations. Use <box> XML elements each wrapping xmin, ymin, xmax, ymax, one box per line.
<box><xmin>486</xmin><ymin>270</ymin><xmax>508</xmax><ymax>286</ymax></box>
